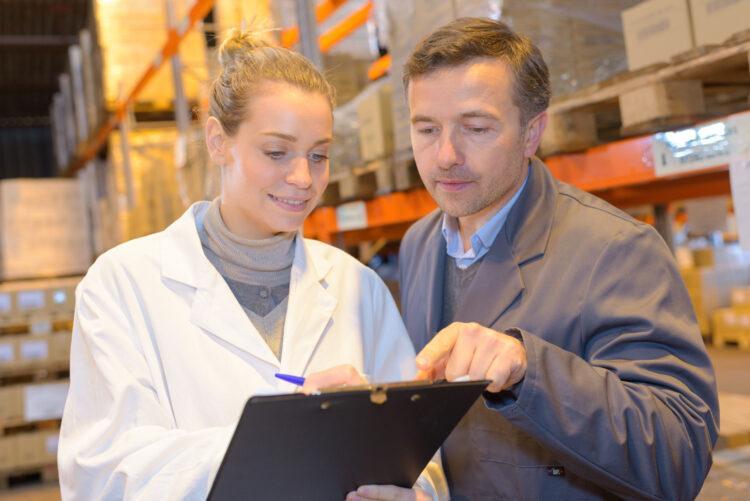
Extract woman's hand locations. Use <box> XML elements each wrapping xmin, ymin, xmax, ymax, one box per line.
<box><xmin>346</xmin><ymin>486</ymin><xmax>432</xmax><ymax>501</ymax></box>
<box><xmin>301</xmin><ymin>365</ymin><xmax>368</xmax><ymax>394</ymax></box>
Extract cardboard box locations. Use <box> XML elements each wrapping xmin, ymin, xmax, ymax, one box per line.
<box><xmin>357</xmin><ymin>82</ymin><xmax>394</xmax><ymax>162</ymax></box>
<box><xmin>49</xmin><ymin>332</ymin><xmax>72</xmax><ymax>363</ymax></box>
<box><xmin>0</xmin><ymin>386</ymin><xmax>24</xmax><ymax>422</ymax></box>
<box><xmin>15</xmin><ymin>432</ymin><xmax>47</xmax><ymax>468</ymax></box>
<box><xmin>0</xmin><ymin>179</ymin><xmax>92</xmax><ymax>280</ymax></box>
<box><xmin>690</xmin><ymin>0</ymin><xmax>750</xmax><ymax>46</ymax></box>
<box><xmin>622</xmin><ymin>0</ymin><xmax>695</xmax><ymax>70</ymax></box>
<box><xmin>0</xmin><ymin>436</ymin><xmax>19</xmax><ymax>470</ymax></box>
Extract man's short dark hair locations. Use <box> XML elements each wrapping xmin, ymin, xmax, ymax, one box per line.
<box><xmin>404</xmin><ymin>17</ymin><xmax>551</xmax><ymax>124</ymax></box>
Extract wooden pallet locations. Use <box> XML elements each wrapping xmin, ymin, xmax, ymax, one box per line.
<box><xmin>541</xmin><ymin>33</ymin><xmax>750</xmax><ymax>156</ymax></box>
<box><xmin>0</xmin><ymin>419</ymin><xmax>61</xmax><ymax>439</ymax></box>
<box><xmin>322</xmin><ymin>159</ymin><xmax>396</xmax><ymax>206</ymax></box>
<box><xmin>716</xmin><ymin>392</ymin><xmax>750</xmax><ymax>450</ymax></box>
<box><xmin>0</xmin><ymin>316</ymin><xmax>73</xmax><ymax>336</ymax></box>
<box><xmin>0</xmin><ymin>463</ymin><xmax>58</xmax><ymax>490</ymax></box>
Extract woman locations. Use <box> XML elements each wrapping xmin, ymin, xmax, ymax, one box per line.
<box><xmin>58</xmin><ymin>30</ymin><xmax>445</xmax><ymax>500</ymax></box>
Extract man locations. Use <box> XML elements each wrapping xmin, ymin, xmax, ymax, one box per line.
<box><xmin>397</xmin><ymin>17</ymin><xmax>718</xmax><ymax>500</ymax></box>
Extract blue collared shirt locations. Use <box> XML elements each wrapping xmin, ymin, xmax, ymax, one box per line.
<box><xmin>441</xmin><ymin>167</ymin><xmax>529</xmax><ymax>270</ymax></box>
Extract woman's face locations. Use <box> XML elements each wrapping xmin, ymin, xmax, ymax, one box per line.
<box><xmin>211</xmin><ymin>82</ymin><xmax>333</xmax><ymax>239</ymax></box>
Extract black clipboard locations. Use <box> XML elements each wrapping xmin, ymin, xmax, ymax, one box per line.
<box><xmin>208</xmin><ymin>379</ymin><xmax>489</xmax><ymax>500</ymax></box>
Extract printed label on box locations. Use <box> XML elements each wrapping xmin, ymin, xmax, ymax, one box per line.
<box><xmin>23</xmin><ymin>382</ymin><xmax>69</xmax><ymax>421</ymax></box>
<box><xmin>0</xmin><ymin>293</ymin><xmax>11</xmax><ymax>314</ymax></box>
<box><xmin>45</xmin><ymin>434</ymin><xmax>59</xmax><ymax>455</ymax></box>
<box><xmin>30</xmin><ymin>319</ymin><xmax>53</xmax><ymax>335</ymax></box>
<box><xmin>336</xmin><ymin>201</ymin><xmax>368</xmax><ymax>231</ymax></box>
<box><xmin>16</xmin><ymin>290</ymin><xmax>45</xmax><ymax>311</ymax></box>
<box><xmin>0</xmin><ymin>343</ymin><xmax>14</xmax><ymax>363</ymax></box>
<box><xmin>20</xmin><ymin>340</ymin><xmax>48</xmax><ymax>360</ymax></box>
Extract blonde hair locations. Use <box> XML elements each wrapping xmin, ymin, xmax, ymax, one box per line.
<box><xmin>209</xmin><ymin>29</ymin><xmax>336</xmax><ymax>136</ymax></box>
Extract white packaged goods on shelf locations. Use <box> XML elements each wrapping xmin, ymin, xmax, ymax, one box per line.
<box><xmin>19</xmin><ymin>340</ymin><xmax>49</xmax><ymax>361</ymax></box>
<box><xmin>23</xmin><ymin>382</ymin><xmax>69</xmax><ymax>422</ymax></box>
<box><xmin>0</xmin><ymin>179</ymin><xmax>92</xmax><ymax>280</ymax></box>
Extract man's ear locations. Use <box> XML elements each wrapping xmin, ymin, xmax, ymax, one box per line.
<box><xmin>523</xmin><ymin>111</ymin><xmax>548</xmax><ymax>158</ymax></box>
<box><xmin>205</xmin><ymin>117</ymin><xmax>232</xmax><ymax>166</ymax></box>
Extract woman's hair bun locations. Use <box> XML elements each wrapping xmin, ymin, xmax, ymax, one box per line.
<box><xmin>218</xmin><ymin>29</ymin><xmax>272</xmax><ymax>69</ymax></box>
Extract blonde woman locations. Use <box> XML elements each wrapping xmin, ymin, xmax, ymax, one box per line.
<box><xmin>59</xmin><ymin>31</ymin><xmax>446</xmax><ymax>501</ymax></box>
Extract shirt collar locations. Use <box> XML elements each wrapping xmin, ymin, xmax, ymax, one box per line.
<box><xmin>441</xmin><ymin>164</ymin><xmax>530</xmax><ymax>256</ymax></box>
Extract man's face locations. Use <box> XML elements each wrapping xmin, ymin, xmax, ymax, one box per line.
<box><xmin>408</xmin><ymin>58</ymin><xmax>545</xmax><ymax>225</ymax></box>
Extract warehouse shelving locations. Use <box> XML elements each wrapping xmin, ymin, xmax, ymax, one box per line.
<box><xmin>63</xmin><ymin>0</ymin><xmax>369</xmax><ymax>176</ymax></box>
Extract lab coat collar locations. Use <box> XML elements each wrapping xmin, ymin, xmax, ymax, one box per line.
<box><xmin>160</xmin><ymin>202</ymin><xmax>337</xmax><ymax>371</ymax></box>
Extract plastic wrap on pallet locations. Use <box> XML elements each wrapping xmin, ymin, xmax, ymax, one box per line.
<box><xmin>331</xmin><ymin>97</ymin><xmax>361</xmax><ymax>178</ymax></box>
<box><xmin>383</xmin><ymin>0</ymin><xmax>639</xmax><ymax>157</ymax></box>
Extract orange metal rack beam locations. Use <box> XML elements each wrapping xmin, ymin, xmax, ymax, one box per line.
<box><xmin>304</xmin><ymin>132</ymin><xmax>732</xmax><ymax>244</ymax></box>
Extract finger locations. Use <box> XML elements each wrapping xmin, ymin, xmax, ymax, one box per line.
<box><xmin>414</xmin><ymin>368</ymin><xmax>433</xmax><ymax>381</ymax></box>
<box><xmin>416</xmin><ymin>323</ymin><xmax>462</xmax><ymax>371</ymax></box>
<box><xmin>467</xmin><ymin>330</ymin><xmax>502</xmax><ymax>380</ymax></box>
<box><xmin>356</xmin><ymin>485</ymin><xmax>415</xmax><ymax>500</ymax></box>
<box><xmin>302</xmin><ymin>365</ymin><xmax>367</xmax><ymax>393</ymax></box>
<box><xmin>444</xmin><ymin>324</ymin><xmax>477</xmax><ymax>381</ymax></box>
<box><xmin>485</xmin><ymin>355</ymin><xmax>513</xmax><ymax>393</ymax></box>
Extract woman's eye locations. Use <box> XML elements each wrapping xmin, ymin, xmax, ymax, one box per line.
<box><xmin>309</xmin><ymin>153</ymin><xmax>329</xmax><ymax>163</ymax></box>
<box><xmin>264</xmin><ymin>151</ymin><xmax>286</xmax><ymax>160</ymax></box>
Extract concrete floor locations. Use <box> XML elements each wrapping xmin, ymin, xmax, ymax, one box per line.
<box><xmin>1</xmin><ymin>346</ymin><xmax>748</xmax><ymax>500</ymax></box>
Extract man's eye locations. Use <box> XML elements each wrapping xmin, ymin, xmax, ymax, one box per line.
<box><xmin>418</xmin><ymin>127</ymin><xmax>438</xmax><ymax>135</ymax></box>
<box><xmin>265</xmin><ymin>151</ymin><xmax>285</xmax><ymax>160</ymax></box>
<box><xmin>467</xmin><ymin>127</ymin><xmax>489</xmax><ymax>134</ymax></box>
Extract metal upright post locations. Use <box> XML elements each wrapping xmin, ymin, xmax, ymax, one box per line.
<box><xmin>295</xmin><ymin>0</ymin><xmax>323</xmax><ymax>69</ymax></box>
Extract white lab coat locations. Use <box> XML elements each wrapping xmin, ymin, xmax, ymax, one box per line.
<box><xmin>58</xmin><ymin>202</ymin><xmax>439</xmax><ymax>500</ymax></box>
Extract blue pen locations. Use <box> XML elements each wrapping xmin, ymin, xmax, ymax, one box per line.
<box><xmin>275</xmin><ymin>372</ymin><xmax>305</xmax><ymax>386</ymax></box>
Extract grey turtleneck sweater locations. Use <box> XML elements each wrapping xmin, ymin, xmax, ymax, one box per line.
<box><xmin>197</xmin><ymin>199</ymin><xmax>295</xmax><ymax>359</ymax></box>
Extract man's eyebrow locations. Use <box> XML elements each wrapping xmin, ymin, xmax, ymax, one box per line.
<box><xmin>460</xmin><ymin>111</ymin><xmax>499</xmax><ymax>120</ymax></box>
<box><xmin>411</xmin><ymin>114</ymin><xmax>435</xmax><ymax>124</ymax></box>
<box><xmin>411</xmin><ymin>111</ymin><xmax>499</xmax><ymax>124</ymax></box>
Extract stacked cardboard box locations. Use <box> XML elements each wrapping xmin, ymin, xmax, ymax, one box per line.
<box><xmin>0</xmin><ymin>180</ymin><xmax>92</xmax><ymax>281</ymax></box>
<box><xmin>0</xmin><ymin>431</ymin><xmax>59</xmax><ymax>471</ymax></box>
<box><xmin>0</xmin><ymin>333</ymin><xmax>72</xmax><ymax>374</ymax></box>
<box><xmin>713</xmin><ymin>286</ymin><xmax>750</xmax><ymax>348</ymax></box>
<box><xmin>94</xmin><ymin>0</ymin><xmax>208</xmax><ymax>108</ymax></box>
<box><xmin>108</xmin><ymin>126</ymin><xmax>195</xmax><ymax>243</ymax></box>
<box><xmin>689</xmin><ymin>0</ymin><xmax>750</xmax><ymax>46</ymax></box>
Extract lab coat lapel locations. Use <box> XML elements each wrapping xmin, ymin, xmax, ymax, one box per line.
<box><xmin>189</xmin><ymin>272</ymin><xmax>280</xmax><ymax>368</ymax></box>
<box><xmin>161</xmin><ymin>202</ymin><xmax>280</xmax><ymax>368</ymax></box>
<box><xmin>280</xmin><ymin>237</ymin><xmax>337</xmax><ymax>375</ymax></box>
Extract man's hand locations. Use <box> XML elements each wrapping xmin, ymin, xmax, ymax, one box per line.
<box><xmin>346</xmin><ymin>485</ymin><xmax>431</xmax><ymax>501</ymax></box>
<box><xmin>415</xmin><ymin>322</ymin><xmax>527</xmax><ymax>393</ymax></box>
<box><xmin>301</xmin><ymin>365</ymin><xmax>368</xmax><ymax>394</ymax></box>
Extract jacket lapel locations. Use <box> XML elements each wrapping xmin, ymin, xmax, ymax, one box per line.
<box><xmin>279</xmin><ymin>237</ymin><xmax>337</xmax><ymax>375</ymax></box>
<box><xmin>453</xmin><ymin>158</ymin><xmax>557</xmax><ymax>328</ymax></box>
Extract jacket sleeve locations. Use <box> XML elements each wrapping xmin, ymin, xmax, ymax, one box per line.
<box><xmin>488</xmin><ymin>226</ymin><xmax>719</xmax><ymax>500</ymax></box>
<box><xmin>58</xmin><ymin>261</ymin><xmax>233</xmax><ymax>501</ymax></box>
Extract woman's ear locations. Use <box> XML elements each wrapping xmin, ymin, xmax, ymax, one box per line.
<box><xmin>205</xmin><ymin>117</ymin><xmax>231</xmax><ymax>166</ymax></box>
